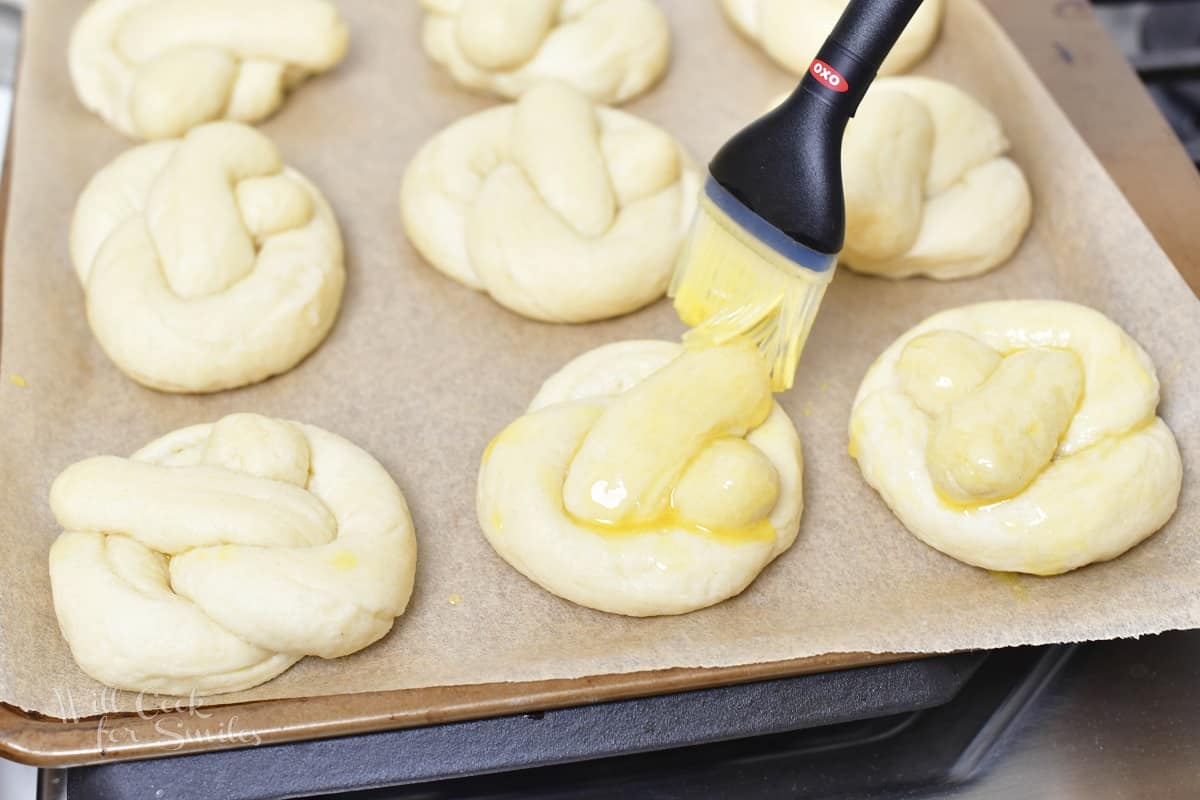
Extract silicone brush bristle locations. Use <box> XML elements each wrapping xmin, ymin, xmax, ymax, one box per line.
<box><xmin>670</xmin><ymin>187</ymin><xmax>835</xmax><ymax>392</ymax></box>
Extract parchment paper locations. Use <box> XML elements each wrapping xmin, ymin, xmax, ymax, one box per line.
<box><xmin>1</xmin><ymin>0</ymin><xmax>1197</xmax><ymax>716</ymax></box>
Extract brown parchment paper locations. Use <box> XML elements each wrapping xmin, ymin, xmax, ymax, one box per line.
<box><xmin>1</xmin><ymin>0</ymin><xmax>1198</xmax><ymax>716</ymax></box>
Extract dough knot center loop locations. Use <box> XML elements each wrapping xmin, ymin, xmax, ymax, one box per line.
<box><xmin>899</xmin><ymin>331</ymin><xmax>1084</xmax><ymax>505</ymax></box>
<box><xmin>563</xmin><ymin>342</ymin><xmax>779</xmax><ymax>531</ymax></box>
<box><xmin>146</xmin><ymin>122</ymin><xmax>314</xmax><ymax>298</ymax></box>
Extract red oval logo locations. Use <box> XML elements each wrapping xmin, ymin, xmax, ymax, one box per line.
<box><xmin>810</xmin><ymin>59</ymin><xmax>849</xmax><ymax>93</ymax></box>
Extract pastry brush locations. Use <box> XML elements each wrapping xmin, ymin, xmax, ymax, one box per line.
<box><xmin>670</xmin><ymin>0</ymin><xmax>926</xmax><ymax>391</ymax></box>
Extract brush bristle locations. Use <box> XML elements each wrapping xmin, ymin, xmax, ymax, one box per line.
<box><xmin>670</xmin><ymin>194</ymin><xmax>834</xmax><ymax>392</ymax></box>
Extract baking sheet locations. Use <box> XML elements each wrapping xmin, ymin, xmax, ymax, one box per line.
<box><xmin>1</xmin><ymin>0</ymin><xmax>1197</xmax><ymax>717</ymax></box>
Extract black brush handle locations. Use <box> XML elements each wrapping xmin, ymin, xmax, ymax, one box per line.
<box><xmin>709</xmin><ymin>0</ymin><xmax>925</xmax><ymax>255</ymax></box>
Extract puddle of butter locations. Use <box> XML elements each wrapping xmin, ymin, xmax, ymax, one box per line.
<box><xmin>574</xmin><ymin>508</ymin><xmax>776</xmax><ymax>546</ymax></box>
<box><xmin>988</xmin><ymin>570</ymin><xmax>1028</xmax><ymax>599</ymax></box>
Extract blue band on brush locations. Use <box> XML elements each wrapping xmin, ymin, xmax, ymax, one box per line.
<box><xmin>704</xmin><ymin>177</ymin><xmax>837</xmax><ymax>273</ymax></box>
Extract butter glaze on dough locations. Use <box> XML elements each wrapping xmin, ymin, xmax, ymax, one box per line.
<box><xmin>48</xmin><ymin>413</ymin><xmax>417</xmax><ymax>696</ymax></box>
<box><xmin>850</xmin><ymin>301</ymin><xmax>1182</xmax><ymax>575</ymax></box>
<box><xmin>401</xmin><ymin>82</ymin><xmax>699</xmax><ymax>323</ymax></box>
<box><xmin>478</xmin><ymin>340</ymin><xmax>804</xmax><ymax>616</ymax></box>
<box><xmin>69</xmin><ymin>0</ymin><xmax>349</xmax><ymax>139</ymax></box>
<box><xmin>69</xmin><ymin>121</ymin><xmax>345</xmax><ymax>393</ymax></box>
<box><xmin>420</xmin><ymin>0</ymin><xmax>670</xmax><ymax>104</ymax></box>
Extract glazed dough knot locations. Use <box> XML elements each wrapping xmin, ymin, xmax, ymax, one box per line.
<box><xmin>69</xmin><ymin>0</ymin><xmax>349</xmax><ymax>139</ymax></box>
<box><xmin>401</xmin><ymin>82</ymin><xmax>699</xmax><ymax>322</ymax></box>
<box><xmin>850</xmin><ymin>301</ymin><xmax>1183</xmax><ymax>574</ymax></box>
<box><xmin>840</xmin><ymin>77</ymin><xmax>1032</xmax><ymax>279</ymax></box>
<box><xmin>70</xmin><ymin>121</ymin><xmax>345</xmax><ymax>392</ymax></box>
<box><xmin>478</xmin><ymin>340</ymin><xmax>804</xmax><ymax>616</ymax></box>
<box><xmin>564</xmin><ymin>343</ymin><xmax>779</xmax><ymax>532</ymax></box>
<box><xmin>421</xmin><ymin>0</ymin><xmax>670</xmax><ymax>103</ymax></box>
<box><xmin>48</xmin><ymin>413</ymin><xmax>417</xmax><ymax>695</ymax></box>
<box><xmin>721</xmin><ymin>0</ymin><xmax>944</xmax><ymax>77</ymax></box>
<box><xmin>899</xmin><ymin>331</ymin><xmax>1084</xmax><ymax>505</ymax></box>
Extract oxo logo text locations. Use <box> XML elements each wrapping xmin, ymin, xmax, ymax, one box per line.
<box><xmin>809</xmin><ymin>59</ymin><xmax>849</xmax><ymax>93</ymax></box>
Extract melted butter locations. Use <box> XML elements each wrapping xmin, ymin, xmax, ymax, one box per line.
<box><xmin>330</xmin><ymin>550</ymin><xmax>358</xmax><ymax>571</ymax></box>
<box><xmin>481</xmin><ymin>433</ymin><xmax>500</xmax><ymax>466</ymax></box>
<box><xmin>988</xmin><ymin>570</ymin><xmax>1028</xmax><ymax>599</ymax></box>
<box><xmin>483</xmin><ymin>412</ymin><xmax>545</xmax><ymax>467</ymax></box>
<box><xmin>932</xmin><ymin>487</ymin><xmax>1012</xmax><ymax>514</ymax></box>
<box><xmin>848</xmin><ymin>417</ymin><xmax>866</xmax><ymax>460</ymax></box>
<box><xmin>571</xmin><ymin>506</ymin><xmax>776</xmax><ymax>546</ymax></box>
<box><xmin>7</xmin><ymin>374</ymin><xmax>26</xmax><ymax>388</ymax></box>
<box><xmin>448</xmin><ymin>593</ymin><xmax>463</xmax><ymax>606</ymax></box>
<box><xmin>926</xmin><ymin>347</ymin><xmax>1084</xmax><ymax>505</ymax></box>
<box><xmin>564</xmin><ymin>342</ymin><xmax>773</xmax><ymax>524</ymax></box>
<box><xmin>489</xmin><ymin>507</ymin><xmax>504</xmax><ymax>533</ymax></box>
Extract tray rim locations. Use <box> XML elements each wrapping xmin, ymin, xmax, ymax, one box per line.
<box><xmin>3</xmin><ymin>0</ymin><xmax>1200</xmax><ymax>768</ymax></box>
<box><xmin>0</xmin><ymin>651</ymin><xmax>913</xmax><ymax>767</ymax></box>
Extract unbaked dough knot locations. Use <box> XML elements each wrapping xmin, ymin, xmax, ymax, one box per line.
<box><xmin>48</xmin><ymin>413</ymin><xmax>416</xmax><ymax>694</ymax></box>
<box><xmin>839</xmin><ymin>77</ymin><xmax>1032</xmax><ymax>279</ymax></box>
<box><xmin>70</xmin><ymin>121</ymin><xmax>345</xmax><ymax>392</ymax></box>
<box><xmin>69</xmin><ymin>0</ymin><xmax>349</xmax><ymax>139</ymax></box>
<box><xmin>420</xmin><ymin>0</ymin><xmax>670</xmax><ymax>103</ymax></box>
<box><xmin>401</xmin><ymin>81</ymin><xmax>699</xmax><ymax>322</ymax></box>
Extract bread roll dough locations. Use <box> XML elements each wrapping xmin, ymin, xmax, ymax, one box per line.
<box><xmin>401</xmin><ymin>82</ymin><xmax>700</xmax><ymax>322</ymax></box>
<box><xmin>420</xmin><ymin>0</ymin><xmax>670</xmax><ymax>104</ymax></box>
<box><xmin>69</xmin><ymin>0</ymin><xmax>348</xmax><ymax>140</ymax></box>
<box><xmin>48</xmin><ymin>413</ymin><xmax>418</xmax><ymax>696</ymax></box>
<box><xmin>70</xmin><ymin>121</ymin><xmax>345</xmax><ymax>393</ymax></box>
<box><xmin>721</xmin><ymin>0</ymin><xmax>944</xmax><ymax>77</ymax></box>
<box><xmin>764</xmin><ymin>77</ymin><xmax>1031</xmax><ymax>279</ymax></box>
<box><xmin>838</xmin><ymin>77</ymin><xmax>1033</xmax><ymax>279</ymax></box>
<box><xmin>478</xmin><ymin>340</ymin><xmax>804</xmax><ymax>616</ymax></box>
<box><xmin>849</xmin><ymin>301</ymin><xmax>1182</xmax><ymax>575</ymax></box>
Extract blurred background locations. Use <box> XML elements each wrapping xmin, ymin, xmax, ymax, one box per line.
<box><xmin>1094</xmin><ymin>0</ymin><xmax>1200</xmax><ymax>164</ymax></box>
